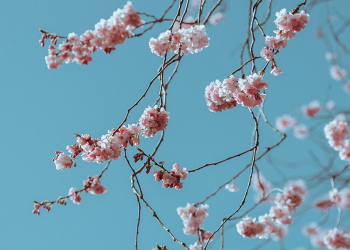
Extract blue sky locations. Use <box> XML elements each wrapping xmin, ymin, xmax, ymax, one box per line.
<box><xmin>1</xmin><ymin>0</ymin><xmax>350</xmax><ymax>249</ymax></box>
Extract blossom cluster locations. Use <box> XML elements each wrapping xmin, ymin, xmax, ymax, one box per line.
<box><xmin>42</xmin><ymin>1</ymin><xmax>144</xmax><ymax>69</ymax></box>
<box><xmin>205</xmin><ymin>73</ymin><xmax>268</xmax><ymax>112</ymax></box>
<box><xmin>236</xmin><ymin>180</ymin><xmax>307</xmax><ymax>240</ymax></box>
<box><xmin>177</xmin><ymin>203</ymin><xmax>214</xmax><ymax>244</ymax></box>
<box><xmin>153</xmin><ymin>163</ymin><xmax>188</xmax><ymax>190</ymax></box>
<box><xmin>149</xmin><ymin>25</ymin><xmax>209</xmax><ymax>56</ymax></box>
<box><xmin>33</xmin><ymin>176</ymin><xmax>107</xmax><ymax>215</ymax></box>
<box><xmin>139</xmin><ymin>106</ymin><xmax>170</xmax><ymax>138</ymax></box>
<box><xmin>304</xmin><ymin>225</ymin><xmax>350</xmax><ymax>249</ymax></box>
<box><xmin>324</xmin><ymin>118</ymin><xmax>350</xmax><ymax>162</ymax></box>
<box><xmin>315</xmin><ymin>188</ymin><xmax>350</xmax><ymax>211</ymax></box>
<box><xmin>53</xmin><ymin>124</ymin><xmax>141</xmax><ymax>170</ymax></box>
<box><xmin>261</xmin><ymin>8</ymin><xmax>309</xmax><ymax>75</ymax></box>
<box><xmin>275</xmin><ymin>114</ymin><xmax>309</xmax><ymax>139</ymax></box>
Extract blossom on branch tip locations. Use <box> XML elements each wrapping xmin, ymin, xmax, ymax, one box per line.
<box><xmin>53</xmin><ymin>152</ymin><xmax>73</xmax><ymax>171</ymax></box>
<box><xmin>41</xmin><ymin>2</ymin><xmax>144</xmax><ymax>69</ymax></box>
<box><xmin>68</xmin><ymin>187</ymin><xmax>81</xmax><ymax>205</ymax></box>
<box><xmin>330</xmin><ymin>65</ymin><xmax>347</xmax><ymax>81</ymax></box>
<box><xmin>83</xmin><ymin>176</ymin><xmax>107</xmax><ymax>195</ymax></box>
<box><xmin>302</xmin><ymin>101</ymin><xmax>322</xmax><ymax>118</ymax></box>
<box><xmin>177</xmin><ymin>203</ymin><xmax>209</xmax><ymax>235</ymax></box>
<box><xmin>225</xmin><ymin>181</ymin><xmax>239</xmax><ymax>192</ymax></box>
<box><xmin>293</xmin><ymin>124</ymin><xmax>309</xmax><ymax>140</ymax></box>
<box><xmin>275</xmin><ymin>114</ymin><xmax>297</xmax><ymax>132</ymax></box>
<box><xmin>139</xmin><ymin>106</ymin><xmax>169</xmax><ymax>138</ymax></box>
<box><xmin>149</xmin><ymin>25</ymin><xmax>209</xmax><ymax>56</ymax></box>
<box><xmin>153</xmin><ymin>163</ymin><xmax>187</xmax><ymax>190</ymax></box>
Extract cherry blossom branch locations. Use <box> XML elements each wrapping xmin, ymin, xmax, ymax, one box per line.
<box><xmin>133</xmin><ymin>0</ymin><xmax>177</xmax><ymax>37</ymax></box>
<box><xmin>113</xmin><ymin>55</ymin><xmax>179</xmax><ymax>135</ymax></box>
<box><xmin>188</xmin><ymin>145</ymin><xmax>257</xmax><ymax>173</ymax></box>
<box><xmin>203</xmin><ymin>108</ymin><xmax>259</xmax><ymax>250</ymax></box>
<box><xmin>326</xmin><ymin>6</ymin><xmax>348</xmax><ymax>53</ymax></box>
<box><xmin>124</xmin><ymin>151</ymin><xmax>190</xmax><ymax>250</ymax></box>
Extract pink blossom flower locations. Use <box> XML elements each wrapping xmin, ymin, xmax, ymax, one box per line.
<box><xmin>326</xmin><ymin>100</ymin><xmax>336</xmax><ymax>110</ymax></box>
<box><xmin>339</xmin><ymin>188</ymin><xmax>350</xmax><ymax>209</ymax></box>
<box><xmin>271</xmin><ymin>65</ymin><xmax>283</xmax><ymax>76</ymax></box>
<box><xmin>339</xmin><ymin>140</ymin><xmax>350</xmax><ymax>161</ymax></box>
<box><xmin>293</xmin><ymin>124</ymin><xmax>309</xmax><ymax>139</ymax></box>
<box><xmin>200</xmin><ymin>230</ymin><xmax>214</xmax><ymax>243</ymax></box>
<box><xmin>149</xmin><ymin>25</ymin><xmax>209</xmax><ymax>56</ymax></box>
<box><xmin>265</xmin><ymin>35</ymin><xmax>288</xmax><ymax>50</ymax></box>
<box><xmin>177</xmin><ymin>203</ymin><xmax>209</xmax><ymax>235</ymax></box>
<box><xmin>139</xmin><ymin>106</ymin><xmax>170</xmax><ymax>138</ymax></box>
<box><xmin>204</xmin><ymin>79</ymin><xmax>237</xmax><ymax>112</ymax></box>
<box><xmin>324</xmin><ymin>119</ymin><xmax>348</xmax><ymax>151</ymax></box>
<box><xmin>343</xmin><ymin>82</ymin><xmax>350</xmax><ymax>93</ymax></box>
<box><xmin>225</xmin><ymin>181</ymin><xmax>239</xmax><ymax>192</ymax></box>
<box><xmin>330</xmin><ymin>65</ymin><xmax>347</xmax><ymax>81</ymax></box>
<box><xmin>303</xmin><ymin>223</ymin><xmax>319</xmax><ymax>236</ymax></box>
<box><xmin>260</xmin><ymin>46</ymin><xmax>275</xmax><ymax>61</ymax></box>
<box><xmin>43</xmin><ymin>2</ymin><xmax>143</xmax><ymax>69</ymax></box>
<box><xmin>189</xmin><ymin>242</ymin><xmax>201</xmax><ymax>250</ymax></box>
<box><xmin>83</xmin><ymin>176</ymin><xmax>107</xmax><ymax>195</ymax></box>
<box><xmin>315</xmin><ymin>197</ymin><xmax>335</xmax><ymax>210</ymax></box>
<box><xmin>274</xmin><ymin>9</ymin><xmax>293</xmax><ymax>31</ymax></box>
<box><xmin>236</xmin><ymin>216</ymin><xmax>266</xmax><ymax>238</ymax></box>
<box><xmin>324</xmin><ymin>228</ymin><xmax>350</xmax><ymax>249</ymax></box>
<box><xmin>325</xmin><ymin>52</ymin><xmax>337</xmax><ymax>61</ymax></box>
<box><xmin>302</xmin><ymin>101</ymin><xmax>322</xmax><ymax>117</ymax></box>
<box><xmin>53</xmin><ymin>152</ymin><xmax>72</xmax><ymax>171</ymax></box>
<box><xmin>275</xmin><ymin>114</ymin><xmax>297</xmax><ymax>132</ymax></box>
<box><xmin>68</xmin><ymin>187</ymin><xmax>81</xmax><ymax>205</ymax></box>
<box><xmin>208</xmin><ymin>12</ymin><xmax>224</xmax><ymax>25</ymax></box>
<box><xmin>329</xmin><ymin>188</ymin><xmax>342</xmax><ymax>203</ymax></box>
<box><xmin>153</xmin><ymin>163</ymin><xmax>188</xmax><ymax>190</ymax></box>
<box><xmin>289</xmin><ymin>10</ymin><xmax>309</xmax><ymax>32</ymax></box>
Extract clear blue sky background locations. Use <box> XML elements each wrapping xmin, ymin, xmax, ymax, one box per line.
<box><xmin>1</xmin><ymin>0</ymin><xmax>350</xmax><ymax>249</ymax></box>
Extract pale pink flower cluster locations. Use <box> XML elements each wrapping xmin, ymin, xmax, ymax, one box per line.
<box><xmin>330</xmin><ymin>65</ymin><xmax>347</xmax><ymax>81</ymax></box>
<box><xmin>315</xmin><ymin>188</ymin><xmax>350</xmax><ymax>211</ymax></box>
<box><xmin>275</xmin><ymin>114</ymin><xmax>297</xmax><ymax>132</ymax></box>
<box><xmin>53</xmin><ymin>152</ymin><xmax>73</xmax><ymax>171</ymax></box>
<box><xmin>261</xmin><ymin>8</ymin><xmax>309</xmax><ymax>75</ymax></box>
<box><xmin>344</xmin><ymin>83</ymin><xmax>350</xmax><ymax>93</ymax></box>
<box><xmin>236</xmin><ymin>215</ymin><xmax>287</xmax><ymax>240</ymax></box>
<box><xmin>83</xmin><ymin>176</ymin><xmax>107</xmax><ymax>195</ymax></box>
<box><xmin>205</xmin><ymin>74</ymin><xmax>268</xmax><ymax>112</ymax></box>
<box><xmin>302</xmin><ymin>100</ymin><xmax>322</xmax><ymax>118</ymax></box>
<box><xmin>324</xmin><ymin>228</ymin><xmax>350</xmax><ymax>249</ymax></box>
<box><xmin>324</xmin><ymin>118</ymin><xmax>350</xmax><ymax>161</ymax></box>
<box><xmin>153</xmin><ymin>163</ymin><xmax>188</xmax><ymax>190</ymax></box>
<box><xmin>189</xmin><ymin>242</ymin><xmax>201</xmax><ymax>250</ymax></box>
<box><xmin>68</xmin><ymin>187</ymin><xmax>81</xmax><ymax>205</ymax></box>
<box><xmin>293</xmin><ymin>124</ymin><xmax>309</xmax><ymax>140</ymax></box>
<box><xmin>139</xmin><ymin>106</ymin><xmax>170</xmax><ymax>138</ymax></box>
<box><xmin>44</xmin><ymin>2</ymin><xmax>143</xmax><ymax>69</ymax></box>
<box><xmin>306</xmin><ymin>227</ymin><xmax>350</xmax><ymax>249</ymax></box>
<box><xmin>326</xmin><ymin>100</ymin><xmax>336</xmax><ymax>110</ymax></box>
<box><xmin>78</xmin><ymin>133</ymin><xmax>123</xmax><ymax>164</ymax></box>
<box><xmin>270</xmin><ymin>180</ymin><xmax>307</xmax><ymax>225</ymax></box>
<box><xmin>237</xmin><ymin>180</ymin><xmax>306</xmax><ymax>240</ymax></box>
<box><xmin>54</xmin><ymin>124</ymin><xmax>140</xmax><ymax>169</ymax></box>
<box><xmin>149</xmin><ymin>25</ymin><xmax>209</xmax><ymax>56</ymax></box>
<box><xmin>177</xmin><ymin>203</ymin><xmax>213</xmax><ymax>242</ymax></box>
<box><xmin>275</xmin><ymin>114</ymin><xmax>308</xmax><ymax>139</ymax></box>
<box><xmin>325</xmin><ymin>52</ymin><xmax>337</xmax><ymax>61</ymax></box>
<box><xmin>209</xmin><ymin>12</ymin><xmax>224</xmax><ymax>25</ymax></box>
<box><xmin>225</xmin><ymin>181</ymin><xmax>239</xmax><ymax>192</ymax></box>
